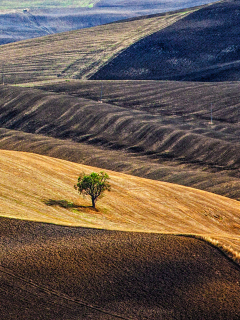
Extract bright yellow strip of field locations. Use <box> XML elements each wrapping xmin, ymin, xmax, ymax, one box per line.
<box><xmin>1</xmin><ymin>149</ymin><xmax>240</xmax><ymax>260</ymax></box>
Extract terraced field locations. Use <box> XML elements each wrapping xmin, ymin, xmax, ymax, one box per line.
<box><xmin>0</xmin><ymin>7</ymin><xmax>201</xmax><ymax>84</ymax></box>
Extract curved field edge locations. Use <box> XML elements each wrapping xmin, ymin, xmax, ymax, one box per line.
<box><xmin>1</xmin><ymin>149</ymin><xmax>240</xmax><ymax>263</ymax></box>
<box><xmin>0</xmin><ymin>6</ymin><xmax>203</xmax><ymax>84</ymax></box>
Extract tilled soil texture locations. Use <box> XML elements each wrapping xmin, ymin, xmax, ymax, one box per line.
<box><xmin>0</xmin><ymin>82</ymin><xmax>239</xmax><ymax>200</ymax></box>
<box><xmin>91</xmin><ymin>0</ymin><xmax>240</xmax><ymax>82</ymax></box>
<box><xmin>1</xmin><ymin>216</ymin><xmax>240</xmax><ymax>320</ymax></box>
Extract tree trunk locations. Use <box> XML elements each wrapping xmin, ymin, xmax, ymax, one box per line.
<box><xmin>91</xmin><ymin>196</ymin><xmax>96</xmax><ymax>208</ymax></box>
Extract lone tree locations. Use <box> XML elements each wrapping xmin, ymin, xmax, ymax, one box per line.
<box><xmin>75</xmin><ymin>172</ymin><xmax>111</xmax><ymax>209</ymax></box>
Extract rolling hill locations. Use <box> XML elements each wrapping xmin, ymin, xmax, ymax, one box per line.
<box><xmin>2</xmin><ymin>1</ymin><xmax>240</xmax><ymax>83</ymax></box>
<box><xmin>0</xmin><ymin>0</ymin><xmax>98</xmax><ymax>10</ymax></box>
<box><xmin>1</xmin><ymin>149</ymin><xmax>240</xmax><ymax>319</ymax></box>
<box><xmin>1</xmin><ymin>149</ymin><xmax>240</xmax><ymax>235</ymax></box>
<box><xmin>0</xmin><ymin>2</ymin><xmax>240</xmax><ymax>318</ymax></box>
<box><xmin>1</xmin><ymin>217</ymin><xmax>240</xmax><ymax>320</ymax></box>
<box><xmin>0</xmin><ymin>5</ymin><xmax>208</xmax><ymax>84</ymax></box>
<box><xmin>0</xmin><ymin>82</ymin><xmax>239</xmax><ymax>201</ymax></box>
<box><xmin>91</xmin><ymin>0</ymin><xmax>240</xmax><ymax>81</ymax></box>
<box><xmin>0</xmin><ymin>8</ymin><xmax>135</xmax><ymax>45</ymax></box>
<box><xmin>0</xmin><ymin>1</ymin><xmax>215</xmax><ymax>45</ymax></box>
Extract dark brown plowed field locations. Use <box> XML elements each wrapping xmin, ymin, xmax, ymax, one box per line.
<box><xmin>91</xmin><ymin>0</ymin><xmax>240</xmax><ymax>81</ymax></box>
<box><xmin>1</xmin><ymin>216</ymin><xmax>240</xmax><ymax>320</ymax></box>
<box><xmin>0</xmin><ymin>81</ymin><xmax>239</xmax><ymax>200</ymax></box>
<box><xmin>35</xmin><ymin>79</ymin><xmax>240</xmax><ymax>126</ymax></box>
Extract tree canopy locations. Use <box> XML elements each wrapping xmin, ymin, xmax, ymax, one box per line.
<box><xmin>75</xmin><ymin>171</ymin><xmax>111</xmax><ymax>208</ymax></box>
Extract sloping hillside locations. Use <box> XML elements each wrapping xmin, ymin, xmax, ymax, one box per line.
<box><xmin>2</xmin><ymin>1</ymin><xmax>240</xmax><ymax>83</ymax></box>
<box><xmin>0</xmin><ymin>7</ymin><xmax>201</xmax><ymax>84</ymax></box>
<box><xmin>1</xmin><ymin>126</ymin><xmax>240</xmax><ymax>201</ymax></box>
<box><xmin>0</xmin><ymin>84</ymin><xmax>239</xmax><ymax>199</ymax></box>
<box><xmin>1</xmin><ymin>150</ymin><xmax>240</xmax><ymax>319</ymax></box>
<box><xmin>0</xmin><ymin>0</ymin><xmax>98</xmax><ymax>10</ymax></box>
<box><xmin>0</xmin><ymin>8</ymin><xmax>134</xmax><ymax>45</ymax></box>
<box><xmin>0</xmin><ymin>1</ymin><xmax>215</xmax><ymax>46</ymax></box>
<box><xmin>1</xmin><ymin>84</ymin><xmax>239</xmax><ymax>169</ymax></box>
<box><xmin>91</xmin><ymin>0</ymin><xmax>240</xmax><ymax>81</ymax></box>
<box><xmin>1</xmin><ymin>149</ymin><xmax>240</xmax><ymax>233</ymax></box>
<box><xmin>35</xmin><ymin>79</ymin><xmax>240</xmax><ymax>128</ymax></box>
<box><xmin>1</xmin><ymin>149</ymin><xmax>240</xmax><ymax>254</ymax></box>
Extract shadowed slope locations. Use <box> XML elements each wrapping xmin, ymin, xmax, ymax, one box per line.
<box><xmin>91</xmin><ymin>0</ymin><xmax>240</xmax><ymax>81</ymax></box>
<box><xmin>0</xmin><ymin>85</ymin><xmax>239</xmax><ymax>169</ymax></box>
<box><xmin>0</xmin><ymin>7</ymin><xmax>201</xmax><ymax>84</ymax></box>
<box><xmin>1</xmin><ymin>216</ymin><xmax>240</xmax><ymax>320</ymax></box>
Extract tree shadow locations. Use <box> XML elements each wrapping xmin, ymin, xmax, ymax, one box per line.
<box><xmin>43</xmin><ymin>199</ymin><xmax>99</xmax><ymax>212</ymax></box>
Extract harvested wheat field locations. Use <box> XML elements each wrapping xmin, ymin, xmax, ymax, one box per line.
<box><xmin>1</xmin><ymin>149</ymin><xmax>240</xmax><ymax>256</ymax></box>
<box><xmin>1</xmin><ymin>149</ymin><xmax>240</xmax><ymax>319</ymax></box>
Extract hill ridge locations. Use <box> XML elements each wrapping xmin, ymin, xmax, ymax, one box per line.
<box><xmin>0</xmin><ymin>85</ymin><xmax>239</xmax><ymax>170</ymax></box>
<box><xmin>90</xmin><ymin>0</ymin><xmax>240</xmax><ymax>82</ymax></box>
<box><xmin>0</xmin><ymin>5</ymin><xmax>203</xmax><ymax>84</ymax></box>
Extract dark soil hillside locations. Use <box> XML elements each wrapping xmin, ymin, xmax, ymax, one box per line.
<box><xmin>1</xmin><ymin>216</ymin><xmax>240</xmax><ymax>320</ymax></box>
<box><xmin>1</xmin><ymin>126</ymin><xmax>240</xmax><ymax>201</ymax></box>
<box><xmin>36</xmin><ymin>79</ymin><xmax>240</xmax><ymax>125</ymax></box>
<box><xmin>0</xmin><ymin>85</ymin><xmax>239</xmax><ymax>171</ymax></box>
<box><xmin>91</xmin><ymin>0</ymin><xmax>240</xmax><ymax>81</ymax></box>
